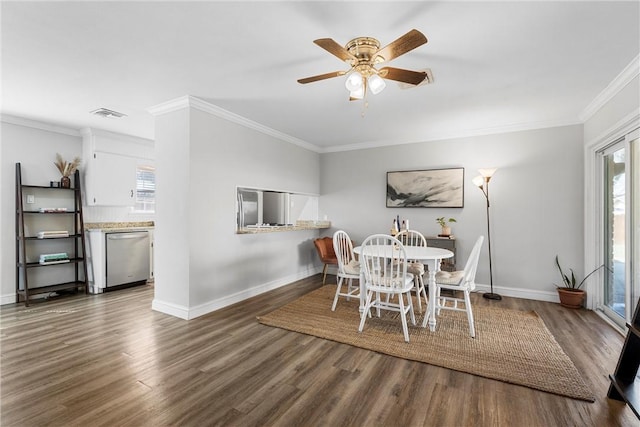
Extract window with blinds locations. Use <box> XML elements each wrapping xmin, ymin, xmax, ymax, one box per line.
<box><xmin>135</xmin><ymin>165</ymin><xmax>155</xmax><ymax>212</ymax></box>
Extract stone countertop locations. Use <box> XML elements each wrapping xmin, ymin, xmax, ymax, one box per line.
<box><xmin>237</xmin><ymin>221</ymin><xmax>330</xmax><ymax>234</ymax></box>
<box><xmin>85</xmin><ymin>221</ymin><xmax>154</xmax><ymax>231</ymax></box>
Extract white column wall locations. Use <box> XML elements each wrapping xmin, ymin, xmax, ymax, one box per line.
<box><xmin>152</xmin><ymin>108</ymin><xmax>192</xmax><ymax>315</ymax></box>
<box><xmin>152</xmin><ymin>101</ymin><xmax>321</xmax><ymax>319</ymax></box>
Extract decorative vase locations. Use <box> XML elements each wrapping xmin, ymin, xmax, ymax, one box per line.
<box><xmin>557</xmin><ymin>288</ymin><xmax>585</xmax><ymax>309</ymax></box>
<box><xmin>60</xmin><ymin>176</ymin><xmax>71</xmax><ymax>188</ymax></box>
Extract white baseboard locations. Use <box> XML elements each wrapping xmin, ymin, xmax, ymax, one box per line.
<box><xmin>0</xmin><ymin>294</ymin><xmax>17</xmax><ymax>305</ymax></box>
<box><xmin>474</xmin><ymin>283</ymin><xmax>560</xmax><ymax>303</ymax></box>
<box><xmin>151</xmin><ymin>299</ymin><xmax>191</xmax><ymax>320</ymax></box>
<box><xmin>152</xmin><ymin>266</ymin><xmax>323</xmax><ymax>320</ymax></box>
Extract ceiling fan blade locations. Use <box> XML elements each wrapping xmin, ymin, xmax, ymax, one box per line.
<box><xmin>313</xmin><ymin>38</ymin><xmax>356</xmax><ymax>62</ymax></box>
<box><xmin>374</xmin><ymin>29</ymin><xmax>428</xmax><ymax>63</ymax></box>
<box><xmin>297</xmin><ymin>70</ymin><xmax>346</xmax><ymax>84</ymax></box>
<box><xmin>378</xmin><ymin>67</ymin><xmax>428</xmax><ymax>85</ymax></box>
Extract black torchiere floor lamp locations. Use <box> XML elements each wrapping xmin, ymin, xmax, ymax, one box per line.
<box><xmin>473</xmin><ymin>168</ymin><xmax>502</xmax><ymax>301</ymax></box>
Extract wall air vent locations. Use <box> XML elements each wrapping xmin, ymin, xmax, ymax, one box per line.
<box><xmin>90</xmin><ymin>108</ymin><xmax>127</xmax><ymax>118</ymax></box>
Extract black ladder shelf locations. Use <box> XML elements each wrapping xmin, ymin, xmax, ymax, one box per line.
<box><xmin>15</xmin><ymin>163</ymin><xmax>88</xmax><ymax>306</ymax></box>
<box><xmin>607</xmin><ymin>297</ymin><xmax>640</xmax><ymax>420</ymax></box>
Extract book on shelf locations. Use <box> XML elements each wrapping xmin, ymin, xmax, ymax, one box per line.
<box><xmin>39</xmin><ymin>252</ymin><xmax>70</xmax><ymax>265</ymax></box>
<box><xmin>37</xmin><ymin>230</ymin><xmax>69</xmax><ymax>239</ymax></box>
<box><xmin>38</xmin><ymin>207</ymin><xmax>68</xmax><ymax>213</ymax></box>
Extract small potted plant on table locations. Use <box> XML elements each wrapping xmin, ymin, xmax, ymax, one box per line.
<box><xmin>436</xmin><ymin>217</ymin><xmax>456</xmax><ymax>237</ymax></box>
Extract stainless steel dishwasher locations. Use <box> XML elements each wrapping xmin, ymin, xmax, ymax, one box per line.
<box><xmin>105</xmin><ymin>231</ymin><xmax>150</xmax><ymax>288</ymax></box>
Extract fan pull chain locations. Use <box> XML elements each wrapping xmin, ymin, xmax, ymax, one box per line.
<box><xmin>361</xmin><ymin>101</ymin><xmax>369</xmax><ymax>118</ymax></box>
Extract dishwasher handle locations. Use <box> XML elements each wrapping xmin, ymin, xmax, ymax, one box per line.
<box><xmin>106</xmin><ymin>232</ymin><xmax>148</xmax><ymax>240</ymax></box>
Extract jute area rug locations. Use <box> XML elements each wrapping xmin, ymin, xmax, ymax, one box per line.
<box><xmin>257</xmin><ymin>285</ymin><xmax>594</xmax><ymax>402</ymax></box>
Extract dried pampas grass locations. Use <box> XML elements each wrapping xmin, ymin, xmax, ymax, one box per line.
<box><xmin>54</xmin><ymin>153</ymin><xmax>81</xmax><ymax>177</ymax></box>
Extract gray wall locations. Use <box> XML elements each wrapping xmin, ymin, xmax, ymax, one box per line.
<box><xmin>320</xmin><ymin>124</ymin><xmax>585</xmax><ymax>301</ymax></box>
<box><xmin>152</xmin><ymin>102</ymin><xmax>322</xmax><ymax>319</ymax></box>
<box><xmin>2</xmin><ymin>115</ymin><xmax>585</xmax><ymax>307</ymax></box>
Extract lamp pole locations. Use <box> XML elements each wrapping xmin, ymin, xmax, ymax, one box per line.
<box><xmin>474</xmin><ymin>169</ymin><xmax>501</xmax><ymax>301</ymax></box>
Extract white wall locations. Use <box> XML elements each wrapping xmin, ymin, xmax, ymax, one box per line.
<box><xmin>0</xmin><ymin>118</ymin><xmax>156</xmax><ymax>304</ymax></box>
<box><xmin>320</xmin><ymin>124</ymin><xmax>585</xmax><ymax>301</ymax></box>
<box><xmin>151</xmin><ymin>99</ymin><xmax>322</xmax><ymax>319</ymax></box>
<box><xmin>1</xmin><ymin>121</ymin><xmax>83</xmax><ymax>303</ymax></box>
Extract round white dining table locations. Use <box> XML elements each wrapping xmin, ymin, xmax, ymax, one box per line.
<box><xmin>353</xmin><ymin>244</ymin><xmax>454</xmax><ymax>332</ymax></box>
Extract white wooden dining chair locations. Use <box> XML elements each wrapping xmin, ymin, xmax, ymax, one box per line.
<box><xmin>358</xmin><ymin>234</ymin><xmax>416</xmax><ymax>342</ymax></box>
<box><xmin>422</xmin><ymin>235</ymin><xmax>484</xmax><ymax>338</ymax></box>
<box><xmin>331</xmin><ymin>230</ymin><xmax>360</xmax><ymax>311</ymax></box>
<box><xmin>395</xmin><ymin>229</ymin><xmax>428</xmax><ymax>313</ymax></box>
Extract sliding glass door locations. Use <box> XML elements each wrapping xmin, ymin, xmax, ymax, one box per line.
<box><xmin>599</xmin><ymin>130</ymin><xmax>639</xmax><ymax>326</ymax></box>
<box><xmin>602</xmin><ymin>142</ymin><xmax>626</xmax><ymax>321</ymax></box>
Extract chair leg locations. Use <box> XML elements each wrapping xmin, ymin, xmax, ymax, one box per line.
<box><xmin>332</xmin><ymin>276</ymin><xmax>344</xmax><ymax>311</ymax></box>
<box><xmin>407</xmin><ymin>291</ymin><xmax>416</xmax><ymax>326</ymax></box>
<box><xmin>398</xmin><ymin>293</ymin><xmax>410</xmax><ymax>343</ymax></box>
<box><xmin>358</xmin><ymin>291</ymin><xmax>374</xmax><ymax>333</ymax></box>
<box><xmin>322</xmin><ymin>263</ymin><xmax>328</xmax><ymax>284</ymax></box>
<box><xmin>414</xmin><ymin>275</ymin><xmax>425</xmax><ymax>314</ymax></box>
<box><xmin>464</xmin><ymin>289</ymin><xmax>476</xmax><ymax>338</ymax></box>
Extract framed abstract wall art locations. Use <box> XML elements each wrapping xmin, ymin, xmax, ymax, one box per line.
<box><xmin>386</xmin><ymin>167</ymin><xmax>464</xmax><ymax>208</ymax></box>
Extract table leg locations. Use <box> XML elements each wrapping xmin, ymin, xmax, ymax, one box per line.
<box><xmin>422</xmin><ymin>259</ymin><xmax>438</xmax><ymax>331</ymax></box>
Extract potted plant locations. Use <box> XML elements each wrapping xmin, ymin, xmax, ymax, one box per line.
<box><xmin>54</xmin><ymin>153</ymin><xmax>81</xmax><ymax>188</ymax></box>
<box><xmin>554</xmin><ymin>255</ymin><xmax>607</xmax><ymax>309</ymax></box>
<box><xmin>436</xmin><ymin>217</ymin><xmax>456</xmax><ymax>237</ymax></box>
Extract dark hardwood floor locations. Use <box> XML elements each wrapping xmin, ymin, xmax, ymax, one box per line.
<box><xmin>1</xmin><ymin>275</ymin><xmax>637</xmax><ymax>426</ymax></box>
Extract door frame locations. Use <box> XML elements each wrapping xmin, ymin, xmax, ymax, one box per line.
<box><xmin>585</xmin><ymin>112</ymin><xmax>639</xmax><ymax>328</ymax></box>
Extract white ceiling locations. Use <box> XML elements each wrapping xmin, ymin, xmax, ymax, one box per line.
<box><xmin>2</xmin><ymin>1</ymin><xmax>639</xmax><ymax>152</ymax></box>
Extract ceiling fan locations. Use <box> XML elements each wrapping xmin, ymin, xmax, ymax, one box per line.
<box><xmin>297</xmin><ymin>29</ymin><xmax>430</xmax><ymax>101</ymax></box>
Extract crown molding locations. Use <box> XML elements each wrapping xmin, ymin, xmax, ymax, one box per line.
<box><xmin>579</xmin><ymin>54</ymin><xmax>640</xmax><ymax>122</ymax></box>
<box><xmin>585</xmin><ymin>107</ymin><xmax>640</xmax><ymax>149</ymax></box>
<box><xmin>322</xmin><ymin>118</ymin><xmax>582</xmax><ymax>153</ymax></box>
<box><xmin>146</xmin><ymin>95</ymin><xmax>191</xmax><ymax>116</ymax></box>
<box><xmin>147</xmin><ymin>95</ymin><xmax>321</xmax><ymax>153</ymax></box>
<box><xmin>1</xmin><ymin>114</ymin><xmax>81</xmax><ymax>137</ymax></box>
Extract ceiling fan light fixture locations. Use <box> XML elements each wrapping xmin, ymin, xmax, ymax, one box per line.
<box><xmin>345</xmin><ymin>71</ymin><xmax>363</xmax><ymax>91</ymax></box>
<box><xmin>368</xmin><ymin>74</ymin><xmax>386</xmax><ymax>95</ymax></box>
<box><xmin>350</xmin><ymin>86</ymin><xmax>365</xmax><ymax>100</ymax></box>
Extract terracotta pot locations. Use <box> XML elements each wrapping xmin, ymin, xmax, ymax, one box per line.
<box><xmin>441</xmin><ymin>226</ymin><xmax>451</xmax><ymax>236</ymax></box>
<box><xmin>557</xmin><ymin>288</ymin><xmax>585</xmax><ymax>309</ymax></box>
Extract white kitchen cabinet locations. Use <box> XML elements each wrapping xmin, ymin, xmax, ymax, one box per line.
<box><xmin>86</xmin><ymin>151</ymin><xmax>136</xmax><ymax>206</ymax></box>
<box><xmin>81</xmin><ymin>128</ymin><xmax>154</xmax><ymax>207</ymax></box>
